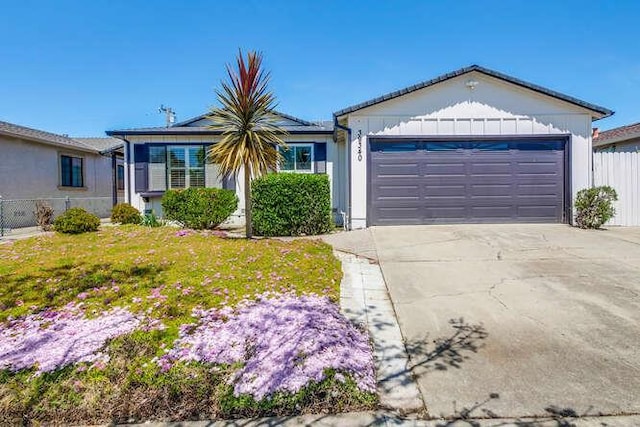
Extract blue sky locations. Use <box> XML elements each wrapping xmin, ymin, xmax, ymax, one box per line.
<box><xmin>1</xmin><ymin>0</ymin><xmax>639</xmax><ymax>136</ymax></box>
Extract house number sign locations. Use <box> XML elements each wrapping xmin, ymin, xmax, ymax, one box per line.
<box><xmin>356</xmin><ymin>130</ymin><xmax>363</xmax><ymax>161</ymax></box>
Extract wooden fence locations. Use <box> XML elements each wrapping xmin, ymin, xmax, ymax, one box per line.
<box><xmin>593</xmin><ymin>152</ymin><xmax>640</xmax><ymax>226</ymax></box>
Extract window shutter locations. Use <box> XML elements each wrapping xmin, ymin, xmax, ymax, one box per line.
<box><xmin>314</xmin><ymin>142</ymin><xmax>327</xmax><ymax>174</ymax></box>
<box><xmin>223</xmin><ymin>173</ymin><xmax>236</xmax><ymax>191</ymax></box>
<box><xmin>134</xmin><ymin>144</ymin><xmax>149</xmax><ymax>193</ymax></box>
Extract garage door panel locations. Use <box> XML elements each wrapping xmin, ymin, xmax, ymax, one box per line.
<box><xmin>369</xmin><ymin>138</ymin><xmax>566</xmax><ymax>225</ymax></box>
<box><xmin>470</xmin><ymin>184</ymin><xmax>512</xmax><ymax>196</ymax></box>
<box><xmin>422</xmin><ymin>162</ymin><xmax>466</xmax><ymax>175</ymax></box>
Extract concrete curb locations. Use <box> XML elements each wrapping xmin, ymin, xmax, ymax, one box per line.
<box><xmin>335</xmin><ymin>251</ymin><xmax>424</xmax><ymax>413</ymax></box>
<box><xmin>128</xmin><ymin>411</ymin><xmax>640</xmax><ymax>426</ymax></box>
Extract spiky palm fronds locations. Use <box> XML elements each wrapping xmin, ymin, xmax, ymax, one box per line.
<box><xmin>207</xmin><ymin>50</ymin><xmax>287</xmax><ymax>178</ymax></box>
<box><xmin>206</xmin><ymin>50</ymin><xmax>288</xmax><ymax>237</ymax></box>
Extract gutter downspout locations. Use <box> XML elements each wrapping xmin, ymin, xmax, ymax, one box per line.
<box><xmin>333</xmin><ymin>116</ymin><xmax>352</xmax><ymax>230</ymax></box>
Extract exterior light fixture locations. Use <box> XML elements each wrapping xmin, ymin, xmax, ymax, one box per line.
<box><xmin>465</xmin><ymin>79</ymin><xmax>479</xmax><ymax>90</ymax></box>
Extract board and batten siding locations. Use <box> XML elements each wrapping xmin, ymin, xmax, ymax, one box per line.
<box><xmin>344</xmin><ymin>71</ymin><xmax>594</xmax><ymax>229</ymax></box>
<box><xmin>593</xmin><ymin>152</ymin><xmax>640</xmax><ymax>226</ymax></box>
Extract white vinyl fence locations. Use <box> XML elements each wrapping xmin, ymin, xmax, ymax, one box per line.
<box><xmin>593</xmin><ymin>152</ymin><xmax>640</xmax><ymax>226</ymax></box>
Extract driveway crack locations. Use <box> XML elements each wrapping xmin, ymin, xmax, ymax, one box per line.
<box><xmin>488</xmin><ymin>280</ymin><xmax>509</xmax><ymax>309</ymax></box>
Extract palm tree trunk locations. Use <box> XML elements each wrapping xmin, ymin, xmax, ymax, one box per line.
<box><xmin>244</xmin><ymin>164</ymin><xmax>252</xmax><ymax>238</ymax></box>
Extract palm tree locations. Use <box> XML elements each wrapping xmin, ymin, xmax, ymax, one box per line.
<box><xmin>207</xmin><ymin>50</ymin><xmax>287</xmax><ymax>238</ymax></box>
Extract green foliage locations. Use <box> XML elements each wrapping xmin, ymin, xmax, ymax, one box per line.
<box><xmin>53</xmin><ymin>208</ymin><xmax>100</xmax><ymax>234</ymax></box>
<box><xmin>161</xmin><ymin>188</ymin><xmax>238</xmax><ymax>230</ymax></box>
<box><xmin>217</xmin><ymin>370</ymin><xmax>377</xmax><ymax>419</ymax></box>
<box><xmin>252</xmin><ymin>173</ymin><xmax>333</xmax><ymax>236</ymax></box>
<box><xmin>110</xmin><ymin>203</ymin><xmax>142</xmax><ymax>225</ymax></box>
<box><xmin>206</xmin><ymin>50</ymin><xmax>287</xmax><ymax>238</ymax></box>
<box><xmin>141</xmin><ymin>212</ymin><xmax>162</xmax><ymax>228</ymax></box>
<box><xmin>575</xmin><ymin>186</ymin><xmax>618</xmax><ymax>229</ymax></box>
<box><xmin>0</xmin><ymin>227</ymin><xmax>350</xmax><ymax>423</ymax></box>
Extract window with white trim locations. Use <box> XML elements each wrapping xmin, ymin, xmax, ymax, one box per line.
<box><xmin>168</xmin><ymin>146</ymin><xmax>205</xmax><ymax>189</ymax></box>
<box><xmin>280</xmin><ymin>144</ymin><xmax>313</xmax><ymax>172</ymax></box>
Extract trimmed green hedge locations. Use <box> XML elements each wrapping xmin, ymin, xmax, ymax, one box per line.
<box><xmin>53</xmin><ymin>208</ymin><xmax>100</xmax><ymax>234</ymax></box>
<box><xmin>252</xmin><ymin>173</ymin><xmax>333</xmax><ymax>236</ymax></box>
<box><xmin>161</xmin><ymin>187</ymin><xmax>238</xmax><ymax>230</ymax></box>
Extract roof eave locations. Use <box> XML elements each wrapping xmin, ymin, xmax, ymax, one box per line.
<box><xmin>334</xmin><ymin>65</ymin><xmax>614</xmax><ymax>120</ymax></box>
<box><xmin>106</xmin><ymin>129</ymin><xmax>334</xmax><ymax>136</ymax></box>
<box><xmin>0</xmin><ymin>129</ymin><xmax>98</xmax><ymax>154</ymax></box>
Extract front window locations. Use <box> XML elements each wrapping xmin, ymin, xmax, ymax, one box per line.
<box><xmin>168</xmin><ymin>146</ymin><xmax>205</xmax><ymax>189</ymax></box>
<box><xmin>116</xmin><ymin>164</ymin><xmax>125</xmax><ymax>190</ymax></box>
<box><xmin>60</xmin><ymin>155</ymin><xmax>83</xmax><ymax>187</ymax></box>
<box><xmin>280</xmin><ymin>144</ymin><xmax>313</xmax><ymax>172</ymax></box>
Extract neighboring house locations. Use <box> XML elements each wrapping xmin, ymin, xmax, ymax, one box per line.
<box><xmin>107</xmin><ymin>65</ymin><xmax>612</xmax><ymax>229</ymax></box>
<box><xmin>0</xmin><ymin>120</ymin><xmax>123</xmax><ymax>228</ymax></box>
<box><xmin>593</xmin><ymin>122</ymin><xmax>640</xmax><ymax>152</ymax></box>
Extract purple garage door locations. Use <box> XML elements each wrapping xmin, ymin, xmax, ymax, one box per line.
<box><xmin>368</xmin><ymin>139</ymin><xmax>567</xmax><ymax>225</ymax></box>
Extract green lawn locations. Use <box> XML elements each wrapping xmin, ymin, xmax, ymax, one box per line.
<box><xmin>0</xmin><ymin>227</ymin><xmax>375</xmax><ymax>423</ymax></box>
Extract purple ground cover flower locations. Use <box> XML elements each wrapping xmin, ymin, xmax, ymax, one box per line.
<box><xmin>0</xmin><ymin>304</ymin><xmax>140</xmax><ymax>374</ymax></box>
<box><xmin>160</xmin><ymin>293</ymin><xmax>375</xmax><ymax>400</ymax></box>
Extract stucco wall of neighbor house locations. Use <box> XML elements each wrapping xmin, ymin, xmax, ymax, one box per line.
<box><xmin>125</xmin><ymin>133</ymin><xmax>341</xmax><ymax>226</ymax></box>
<box><xmin>343</xmin><ymin>71</ymin><xmax>594</xmax><ymax>229</ymax></box>
<box><xmin>0</xmin><ymin>134</ymin><xmax>114</xmax><ymax>201</ymax></box>
<box><xmin>595</xmin><ymin>136</ymin><xmax>640</xmax><ymax>153</ymax></box>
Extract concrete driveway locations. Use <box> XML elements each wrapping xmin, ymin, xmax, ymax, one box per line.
<box><xmin>327</xmin><ymin>224</ymin><xmax>640</xmax><ymax>419</ymax></box>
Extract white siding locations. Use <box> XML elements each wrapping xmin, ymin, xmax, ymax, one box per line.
<box><xmin>345</xmin><ymin>72</ymin><xmax>595</xmax><ymax>229</ymax></box>
<box><xmin>594</xmin><ymin>152</ymin><xmax>640</xmax><ymax>226</ymax></box>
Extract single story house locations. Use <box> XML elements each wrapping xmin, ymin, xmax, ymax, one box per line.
<box><xmin>107</xmin><ymin>65</ymin><xmax>612</xmax><ymax>229</ymax></box>
<box><xmin>593</xmin><ymin>122</ymin><xmax>640</xmax><ymax>152</ymax></box>
<box><xmin>0</xmin><ymin>120</ymin><xmax>124</xmax><ymax>228</ymax></box>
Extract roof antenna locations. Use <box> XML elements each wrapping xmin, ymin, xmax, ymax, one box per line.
<box><xmin>158</xmin><ymin>105</ymin><xmax>176</xmax><ymax>127</ymax></box>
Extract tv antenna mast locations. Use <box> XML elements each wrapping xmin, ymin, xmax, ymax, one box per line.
<box><xmin>158</xmin><ymin>105</ymin><xmax>176</xmax><ymax>127</ymax></box>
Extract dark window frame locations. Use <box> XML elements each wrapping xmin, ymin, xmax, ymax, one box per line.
<box><xmin>116</xmin><ymin>164</ymin><xmax>125</xmax><ymax>190</ymax></box>
<box><xmin>59</xmin><ymin>154</ymin><xmax>84</xmax><ymax>188</ymax></box>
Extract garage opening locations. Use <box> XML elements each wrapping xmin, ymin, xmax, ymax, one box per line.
<box><xmin>368</xmin><ymin>137</ymin><xmax>568</xmax><ymax>225</ymax></box>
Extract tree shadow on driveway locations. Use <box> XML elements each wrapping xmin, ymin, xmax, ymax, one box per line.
<box><xmin>405</xmin><ymin>317</ymin><xmax>489</xmax><ymax>374</ymax></box>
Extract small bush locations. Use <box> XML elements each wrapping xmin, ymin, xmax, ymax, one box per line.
<box><xmin>252</xmin><ymin>173</ymin><xmax>332</xmax><ymax>237</ymax></box>
<box><xmin>161</xmin><ymin>188</ymin><xmax>238</xmax><ymax>230</ymax></box>
<box><xmin>53</xmin><ymin>208</ymin><xmax>100</xmax><ymax>234</ymax></box>
<box><xmin>34</xmin><ymin>201</ymin><xmax>54</xmax><ymax>231</ymax></box>
<box><xmin>575</xmin><ymin>186</ymin><xmax>618</xmax><ymax>229</ymax></box>
<box><xmin>141</xmin><ymin>211</ymin><xmax>162</xmax><ymax>228</ymax></box>
<box><xmin>110</xmin><ymin>203</ymin><xmax>142</xmax><ymax>225</ymax></box>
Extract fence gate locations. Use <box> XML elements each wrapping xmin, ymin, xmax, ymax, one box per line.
<box><xmin>593</xmin><ymin>152</ymin><xmax>640</xmax><ymax>226</ymax></box>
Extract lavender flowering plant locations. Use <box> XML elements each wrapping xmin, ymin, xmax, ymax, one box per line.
<box><xmin>0</xmin><ymin>303</ymin><xmax>140</xmax><ymax>374</ymax></box>
<box><xmin>159</xmin><ymin>292</ymin><xmax>376</xmax><ymax>400</ymax></box>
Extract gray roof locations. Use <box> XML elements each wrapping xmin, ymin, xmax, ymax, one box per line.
<box><xmin>107</xmin><ymin>111</ymin><xmax>334</xmax><ymax>136</ymax></box>
<box><xmin>334</xmin><ymin>65</ymin><xmax>614</xmax><ymax>119</ymax></box>
<box><xmin>0</xmin><ymin>120</ymin><xmax>98</xmax><ymax>152</ymax></box>
<box><xmin>72</xmin><ymin>137</ymin><xmax>123</xmax><ymax>153</ymax></box>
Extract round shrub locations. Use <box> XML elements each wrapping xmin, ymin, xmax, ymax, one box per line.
<box><xmin>161</xmin><ymin>188</ymin><xmax>238</xmax><ymax>230</ymax></box>
<box><xmin>251</xmin><ymin>173</ymin><xmax>333</xmax><ymax>237</ymax></box>
<box><xmin>53</xmin><ymin>208</ymin><xmax>100</xmax><ymax>234</ymax></box>
<box><xmin>110</xmin><ymin>203</ymin><xmax>142</xmax><ymax>224</ymax></box>
<box><xmin>575</xmin><ymin>186</ymin><xmax>618</xmax><ymax>229</ymax></box>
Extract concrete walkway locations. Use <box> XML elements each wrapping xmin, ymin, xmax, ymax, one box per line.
<box><xmin>336</xmin><ymin>252</ymin><xmax>423</xmax><ymax>412</ymax></box>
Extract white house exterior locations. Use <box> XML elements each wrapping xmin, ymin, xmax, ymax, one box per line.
<box><xmin>108</xmin><ymin>65</ymin><xmax>612</xmax><ymax>229</ymax></box>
